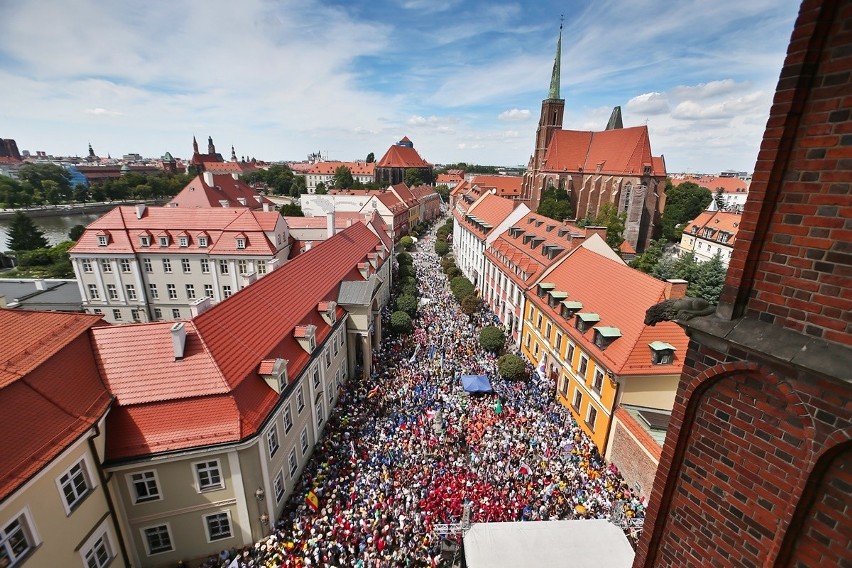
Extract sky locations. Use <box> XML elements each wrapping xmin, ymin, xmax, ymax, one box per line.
<box><xmin>0</xmin><ymin>0</ymin><xmax>802</xmax><ymax>174</ymax></box>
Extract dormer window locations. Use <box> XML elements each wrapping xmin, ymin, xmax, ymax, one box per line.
<box><xmin>159</xmin><ymin>236</ymin><xmax>169</xmax><ymax>247</ymax></box>
<box><xmin>97</xmin><ymin>235</ymin><xmax>108</xmax><ymax>246</ymax></box>
<box><xmin>537</xmin><ymin>282</ymin><xmax>555</xmax><ymax>299</ymax></box>
<box><xmin>236</xmin><ymin>238</ymin><xmax>246</xmax><ymax>249</ymax></box>
<box><xmin>593</xmin><ymin>327</ymin><xmax>622</xmax><ymax>350</ymax></box>
<box><xmin>295</xmin><ymin>325</ymin><xmax>317</xmax><ymax>354</ymax></box>
<box><xmin>198</xmin><ymin>235</ymin><xmax>208</xmax><ymax>248</ymax></box>
<box><xmin>547</xmin><ymin>290</ymin><xmax>568</xmax><ymax>309</ymax></box>
<box><xmin>650</xmin><ymin>341</ymin><xmax>676</xmax><ymax>365</ymax></box>
<box><xmin>140</xmin><ymin>235</ymin><xmax>151</xmax><ymax>247</ymax></box>
<box><xmin>179</xmin><ymin>236</ymin><xmax>189</xmax><ymax>247</ymax></box>
<box><xmin>575</xmin><ymin>312</ymin><xmax>600</xmax><ymax>334</ymax></box>
<box><xmin>560</xmin><ymin>300</ymin><xmax>582</xmax><ymax>320</ymax></box>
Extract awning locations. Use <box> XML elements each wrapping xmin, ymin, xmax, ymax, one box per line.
<box><xmin>461</xmin><ymin>374</ymin><xmax>493</xmax><ymax>393</ymax></box>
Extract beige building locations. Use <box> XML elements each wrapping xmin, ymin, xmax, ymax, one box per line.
<box><xmin>69</xmin><ymin>205</ymin><xmax>291</xmax><ymax>324</ymax></box>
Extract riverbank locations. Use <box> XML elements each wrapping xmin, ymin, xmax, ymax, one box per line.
<box><xmin>0</xmin><ymin>199</ymin><xmax>166</xmax><ymax>220</ymax></box>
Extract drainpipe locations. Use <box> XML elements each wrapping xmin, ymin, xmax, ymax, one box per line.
<box><xmin>88</xmin><ymin>420</ymin><xmax>131</xmax><ymax>567</ymax></box>
<box><xmin>602</xmin><ymin>371</ymin><xmax>621</xmax><ymax>458</ymax></box>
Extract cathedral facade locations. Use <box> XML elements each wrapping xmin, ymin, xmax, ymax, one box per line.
<box><xmin>520</xmin><ymin>28</ymin><xmax>667</xmax><ymax>253</ymax></box>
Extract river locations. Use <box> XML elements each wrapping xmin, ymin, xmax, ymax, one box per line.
<box><xmin>0</xmin><ymin>211</ymin><xmax>107</xmax><ymax>249</ymax></box>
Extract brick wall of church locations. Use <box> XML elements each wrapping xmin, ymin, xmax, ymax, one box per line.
<box><xmin>718</xmin><ymin>0</ymin><xmax>851</xmax><ymax>347</ymax></box>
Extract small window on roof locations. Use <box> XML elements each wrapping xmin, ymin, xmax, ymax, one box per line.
<box><xmin>650</xmin><ymin>341</ymin><xmax>676</xmax><ymax>365</ymax></box>
<box><xmin>575</xmin><ymin>312</ymin><xmax>600</xmax><ymax>334</ymax></box>
<box><xmin>179</xmin><ymin>236</ymin><xmax>189</xmax><ymax>247</ymax></box>
<box><xmin>593</xmin><ymin>327</ymin><xmax>622</xmax><ymax>350</ymax></box>
<box><xmin>140</xmin><ymin>235</ymin><xmax>150</xmax><ymax>247</ymax></box>
<box><xmin>97</xmin><ymin>235</ymin><xmax>108</xmax><ymax>246</ymax></box>
<box><xmin>159</xmin><ymin>236</ymin><xmax>169</xmax><ymax>247</ymax></box>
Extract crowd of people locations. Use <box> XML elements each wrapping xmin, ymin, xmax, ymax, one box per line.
<box><xmin>202</xmin><ymin>219</ymin><xmax>646</xmax><ymax>568</ymax></box>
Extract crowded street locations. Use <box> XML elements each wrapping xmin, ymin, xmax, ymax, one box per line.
<box><xmin>207</xmin><ymin>219</ymin><xmax>646</xmax><ymax>568</ymax></box>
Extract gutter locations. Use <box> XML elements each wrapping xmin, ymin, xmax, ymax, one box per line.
<box><xmin>88</xmin><ymin>421</ymin><xmax>131</xmax><ymax>567</ymax></box>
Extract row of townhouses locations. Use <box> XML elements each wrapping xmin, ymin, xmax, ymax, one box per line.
<box><xmin>0</xmin><ymin>221</ymin><xmax>391</xmax><ymax>568</ymax></box>
<box><xmin>452</xmin><ymin>188</ymin><xmax>690</xmax><ymax>499</ymax></box>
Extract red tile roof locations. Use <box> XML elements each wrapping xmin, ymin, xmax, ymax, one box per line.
<box><xmin>542</xmin><ymin>126</ymin><xmax>665</xmax><ymax>176</ymax></box>
<box><xmin>673</xmin><ymin>174</ymin><xmax>748</xmax><ymax>193</ymax></box>
<box><xmin>436</xmin><ymin>173</ymin><xmax>464</xmax><ymax>186</ymax></box>
<box><xmin>305</xmin><ymin>161</ymin><xmax>375</xmax><ymax>176</ymax></box>
<box><xmin>167</xmin><ymin>173</ymin><xmax>273</xmax><ymax>209</ymax></box>
<box><xmin>70</xmin><ymin>206</ymin><xmax>284</xmax><ymax>256</ymax></box>
<box><xmin>0</xmin><ymin>310</ymin><xmax>111</xmax><ymax>501</ymax></box>
<box><xmin>93</xmin><ymin>223</ymin><xmax>382</xmax><ymax>461</ymax></box>
<box><xmin>530</xmin><ymin>247</ymin><xmax>689</xmax><ymax>376</ymax></box>
<box><xmin>376</xmin><ymin>140</ymin><xmax>430</xmax><ymax>168</ymax></box>
<box><xmin>685</xmin><ymin>210</ymin><xmax>741</xmax><ymax>246</ymax></box>
<box><xmin>471</xmin><ymin>175</ymin><xmax>523</xmax><ymax>197</ymax></box>
<box><xmin>459</xmin><ymin>193</ymin><xmax>518</xmax><ymax>237</ymax></box>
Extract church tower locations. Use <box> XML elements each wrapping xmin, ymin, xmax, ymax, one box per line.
<box><xmin>207</xmin><ymin>136</ymin><xmax>216</xmax><ymax>155</ymax></box>
<box><xmin>522</xmin><ymin>22</ymin><xmax>565</xmax><ymax>210</ymax></box>
<box><xmin>192</xmin><ymin>136</ymin><xmax>199</xmax><ymax>155</ymax></box>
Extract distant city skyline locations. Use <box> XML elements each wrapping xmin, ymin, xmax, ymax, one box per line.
<box><xmin>1</xmin><ymin>0</ymin><xmax>800</xmax><ymax>173</ymax></box>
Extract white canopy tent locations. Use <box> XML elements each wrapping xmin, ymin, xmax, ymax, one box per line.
<box><xmin>463</xmin><ymin>520</ymin><xmax>634</xmax><ymax>568</ymax></box>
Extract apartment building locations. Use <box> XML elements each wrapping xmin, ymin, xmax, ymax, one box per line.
<box><xmin>69</xmin><ymin>205</ymin><xmax>291</xmax><ymax>323</ymax></box>
<box><xmin>520</xmin><ymin>245</ymin><xmax>688</xmax><ymax>453</ymax></box>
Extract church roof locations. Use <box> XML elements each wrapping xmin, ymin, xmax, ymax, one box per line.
<box><xmin>376</xmin><ymin>138</ymin><xmax>430</xmax><ymax>168</ymax></box>
<box><xmin>542</xmin><ymin>126</ymin><xmax>665</xmax><ymax>177</ymax></box>
<box><xmin>168</xmin><ymin>173</ymin><xmax>273</xmax><ymax>209</ymax></box>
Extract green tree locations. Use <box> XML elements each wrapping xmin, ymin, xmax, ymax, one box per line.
<box><xmin>398</xmin><ymin>264</ymin><xmax>416</xmax><ymax>279</ymax></box>
<box><xmin>594</xmin><ymin>202</ymin><xmax>627</xmax><ymax>250</ymax></box>
<box><xmin>446</xmin><ymin>266</ymin><xmax>462</xmax><ymax>279</ymax></box>
<box><xmin>17</xmin><ymin>163</ymin><xmax>71</xmax><ymax>196</ymax></box>
<box><xmin>651</xmin><ymin>255</ymin><xmax>678</xmax><ymax>281</ymax></box>
<box><xmin>460</xmin><ymin>294</ymin><xmax>481</xmax><ymax>316</ymax></box>
<box><xmin>332</xmin><ymin>166</ymin><xmax>355</xmax><ymax>189</ymax></box>
<box><xmin>498</xmin><ymin>354</ymin><xmax>526</xmax><ymax>380</ymax></box>
<box><xmin>713</xmin><ymin>187</ymin><xmax>726</xmax><ymax>211</ymax></box>
<box><xmin>450</xmin><ymin>276</ymin><xmax>475</xmax><ymax>302</ymax></box>
<box><xmin>479</xmin><ymin>326</ymin><xmax>506</xmax><ymax>353</ymax></box>
<box><xmin>315</xmin><ymin>182</ymin><xmax>327</xmax><ymax>195</ymax></box>
<box><xmin>434</xmin><ymin>240</ymin><xmax>449</xmax><ymax>256</ymax></box>
<box><xmin>536</xmin><ymin>185</ymin><xmax>573</xmax><ymax>222</ymax></box>
<box><xmin>279</xmin><ymin>203</ymin><xmax>304</xmax><ymax>216</ymax></box>
<box><xmin>6</xmin><ymin>211</ymin><xmax>48</xmax><ymax>251</ymax></box>
<box><xmin>673</xmin><ymin>251</ymin><xmax>701</xmax><ymax>283</ymax></box>
<box><xmin>660</xmin><ymin>181</ymin><xmax>713</xmax><ymax>242</ymax></box>
<box><xmin>397</xmin><ymin>251</ymin><xmax>413</xmax><ymax>266</ymax></box>
<box><xmin>366</xmin><ymin>152</ymin><xmax>375</xmax><ymax>163</ymax></box>
<box><xmin>42</xmin><ymin>179</ymin><xmax>63</xmax><ymax>205</ymax></box>
<box><xmin>435</xmin><ymin>184</ymin><xmax>450</xmax><ymax>202</ymax></box>
<box><xmin>689</xmin><ymin>252</ymin><xmax>726</xmax><ymax>303</ymax></box>
<box><xmin>389</xmin><ymin>311</ymin><xmax>413</xmax><ymax>335</ymax></box>
<box><xmin>401</xmin><ymin>282</ymin><xmax>419</xmax><ymax>298</ymax></box>
<box><xmin>396</xmin><ymin>294</ymin><xmax>418</xmax><ymax>317</ymax></box>
<box><xmin>400</xmin><ymin>235</ymin><xmax>415</xmax><ymax>251</ymax></box>
<box><xmin>404</xmin><ymin>169</ymin><xmax>422</xmax><ymax>187</ymax></box>
<box><xmin>630</xmin><ymin>239</ymin><xmax>667</xmax><ymax>273</ymax></box>
<box><xmin>68</xmin><ymin>224</ymin><xmax>86</xmax><ymax>241</ymax></box>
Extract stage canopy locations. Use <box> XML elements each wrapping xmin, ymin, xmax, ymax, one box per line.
<box><xmin>464</xmin><ymin>520</ymin><xmax>634</xmax><ymax>568</ymax></box>
<box><xmin>461</xmin><ymin>374</ymin><xmax>492</xmax><ymax>393</ymax></box>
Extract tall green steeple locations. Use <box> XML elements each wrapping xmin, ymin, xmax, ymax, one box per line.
<box><xmin>548</xmin><ymin>21</ymin><xmax>563</xmax><ymax>100</ymax></box>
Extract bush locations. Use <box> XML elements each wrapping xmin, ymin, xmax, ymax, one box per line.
<box><xmin>399</xmin><ymin>275</ymin><xmax>416</xmax><ymax>287</ymax></box>
<box><xmin>436</xmin><ymin>227</ymin><xmax>450</xmax><ymax>241</ymax></box>
<box><xmin>400</xmin><ymin>236</ymin><xmax>415</xmax><ymax>251</ymax></box>
<box><xmin>396</xmin><ymin>294</ymin><xmax>418</xmax><ymax>317</ymax></box>
<box><xmin>389</xmin><ymin>311</ymin><xmax>413</xmax><ymax>335</ymax></box>
<box><xmin>434</xmin><ymin>240</ymin><xmax>450</xmax><ymax>256</ymax></box>
<box><xmin>479</xmin><ymin>326</ymin><xmax>506</xmax><ymax>353</ymax></box>
<box><xmin>450</xmin><ymin>276</ymin><xmax>475</xmax><ymax>302</ymax></box>
<box><xmin>397</xmin><ymin>251</ymin><xmax>413</xmax><ymax>266</ymax></box>
<box><xmin>498</xmin><ymin>354</ymin><xmax>526</xmax><ymax>381</ymax></box>
<box><xmin>440</xmin><ymin>257</ymin><xmax>454</xmax><ymax>270</ymax></box>
<box><xmin>446</xmin><ymin>266</ymin><xmax>462</xmax><ymax>279</ymax></box>
<box><xmin>460</xmin><ymin>294</ymin><xmax>481</xmax><ymax>316</ymax></box>
<box><xmin>401</xmin><ymin>283</ymin><xmax>419</xmax><ymax>298</ymax></box>
<box><xmin>398</xmin><ymin>264</ymin><xmax>416</xmax><ymax>279</ymax></box>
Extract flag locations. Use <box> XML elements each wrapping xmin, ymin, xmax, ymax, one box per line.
<box><xmin>306</xmin><ymin>489</ymin><xmax>319</xmax><ymax>511</ymax></box>
<box><xmin>494</xmin><ymin>400</ymin><xmax>503</xmax><ymax>415</ymax></box>
<box><xmin>518</xmin><ymin>462</ymin><xmax>531</xmax><ymax>476</ymax></box>
<box><xmin>367</xmin><ymin>386</ymin><xmax>380</xmax><ymax>399</ymax></box>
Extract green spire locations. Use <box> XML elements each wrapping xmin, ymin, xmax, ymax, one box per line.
<box><xmin>548</xmin><ymin>21</ymin><xmax>563</xmax><ymax>99</ymax></box>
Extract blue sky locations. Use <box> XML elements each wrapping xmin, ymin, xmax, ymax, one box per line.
<box><xmin>0</xmin><ymin>0</ymin><xmax>801</xmax><ymax>173</ymax></box>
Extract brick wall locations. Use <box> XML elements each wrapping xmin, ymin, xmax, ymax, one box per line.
<box><xmin>718</xmin><ymin>0</ymin><xmax>851</xmax><ymax>347</ymax></box>
<box><xmin>607</xmin><ymin>410</ymin><xmax>661</xmax><ymax>500</ymax></box>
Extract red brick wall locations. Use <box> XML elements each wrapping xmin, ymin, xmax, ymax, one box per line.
<box><xmin>608</xmin><ymin>413</ymin><xmax>660</xmax><ymax>500</ymax></box>
<box><xmin>718</xmin><ymin>0</ymin><xmax>851</xmax><ymax>347</ymax></box>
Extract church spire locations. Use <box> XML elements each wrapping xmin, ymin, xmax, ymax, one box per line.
<box><xmin>192</xmin><ymin>135</ymin><xmax>199</xmax><ymax>154</ymax></box>
<box><xmin>548</xmin><ymin>18</ymin><xmax>563</xmax><ymax>100</ymax></box>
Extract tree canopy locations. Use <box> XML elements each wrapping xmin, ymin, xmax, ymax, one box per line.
<box><xmin>395</xmin><ymin>294</ymin><xmax>418</xmax><ymax>317</ymax></box>
<box><xmin>460</xmin><ymin>294</ymin><xmax>482</xmax><ymax>316</ymax></box>
<box><xmin>68</xmin><ymin>224</ymin><xmax>86</xmax><ymax>241</ymax></box>
<box><xmin>404</xmin><ymin>169</ymin><xmax>423</xmax><ymax>187</ymax></box>
<box><xmin>6</xmin><ymin>211</ymin><xmax>48</xmax><ymax>251</ymax></box>
<box><xmin>660</xmin><ymin>181</ymin><xmax>713</xmax><ymax>242</ymax></box>
<box><xmin>433</xmin><ymin>163</ymin><xmax>499</xmax><ymax>175</ymax></box>
<box><xmin>536</xmin><ymin>185</ymin><xmax>573</xmax><ymax>222</ymax></box>
<box><xmin>331</xmin><ymin>166</ymin><xmax>355</xmax><ymax>189</ymax></box>
<box><xmin>366</xmin><ymin>152</ymin><xmax>375</xmax><ymax>163</ymax></box>
<box><xmin>389</xmin><ymin>311</ymin><xmax>413</xmax><ymax>335</ymax></box>
<box><xmin>279</xmin><ymin>203</ymin><xmax>304</xmax><ymax>216</ymax></box>
<box><xmin>241</xmin><ymin>164</ymin><xmax>305</xmax><ymax>197</ymax></box>
<box><xmin>449</xmin><ymin>276</ymin><xmax>475</xmax><ymax>302</ymax></box>
<box><xmin>479</xmin><ymin>326</ymin><xmax>506</xmax><ymax>353</ymax></box>
<box><xmin>434</xmin><ymin>240</ymin><xmax>449</xmax><ymax>256</ymax></box>
<box><xmin>497</xmin><ymin>354</ymin><xmax>526</xmax><ymax>380</ymax></box>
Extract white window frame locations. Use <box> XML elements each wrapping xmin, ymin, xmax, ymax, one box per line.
<box><xmin>257</xmin><ymin>260</ymin><xmax>267</xmax><ymax>275</ymax></box>
<box><xmin>288</xmin><ymin>448</ymin><xmax>298</xmax><ymax>478</ymax></box>
<box><xmin>120</xmin><ymin>258</ymin><xmax>131</xmax><ymax>273</ymax></box>
<box><xmin>87</xmin><ymin>284</ymin><xmax>100</xmax><ymax>300</ymax></box>
<box><xmin>193</xmin><ymin>459</ymin><xmax>224</xmax><ymax>492</ymax></box>
<box><xmin>219</xmin><ymin>259</ymin><xmax>229</xmax><ymax>274</ymax></box>
<box><xmin>162</xmin><ymin>259</ymin><xmax>172</xmax><ymax>273</ymax></box>
<box><xmin>283</xmin><ymin>403</ymin><xmax>293</xmax><ymax>433</ymax></box>
<box><xmin>579</xmin><ymin>355</ymin><xmax>588</xmax><ymax>378</ymax></box>
<box><xmin>300</xmin><ymin>426</ymin><xmax>309</xmax><ymax>455</ymax></box>
<box><xmin>97</xmin><ymin>235</ymin><xmax>107</xmax><ymax>246</ymax></box>
<box><xmin>236</xmin><ymin>238</ymin><xmax>246</xmax><ymax>250</ymax></box>
<box><xmin>198</xmin><ymin>236</ymin><xmax>208</xmax><ymax>248</ymax></box>
<box><xmin>125</xmin><ymin>284</ymin><xmax>137</xmax><ymax>300</ymax></box>
<box><xmin>312</xmin><ymin>365</ymin><xmax>320</xmax><ymax>389</ymax></box>
<box><xmin>140</xmin><ymin>523</ymin><xmax>173</xmax><ymax>556</ymax></box>
<box><xmin>201</xmin><ymin>258</ymin><xmax>210</xmax><ymax>273</ymax></box>
<box><xmin>106</xmin><ymin>284</ymin><xmax>118</xmax><ymax>300</ymax></box>
<box><xmin>167</xmin><ymin>284</ymin><xmax>177</xmax><ymax>299</ymax></box>
<box><xmin>140</xmin><ymin>235</ymin><xmax>150</xmax><ymax>247</ymax></box>
<box><xmin>181</xmin><ymin>258</ymin><xmax>191</xmax><ymax>273</ymax></box>
<box><xmin>179</xmin><ymin>236</ymin><xmax>189</xmax><ymax>248</ymax></box>
<box><xmin>274</xmin><ymin>470</ymin><xmax>285</xmax><ymax>502</ymax></box>
<box><xmin>79</xmin><ymin>522</ymin><xmax>115</xmax><ymax>568</ymax></box>
<box><xmin>82</xmin><ymin>259</ymin><xmax>93</xmax><ymax>273</ymax></box>
<box><xmin>112</xmin><ymin>309</ymin><xmax>122</xmax><ymax>321</ymax></box>
<box><xmin>127</xmin><ymin>470</ymin><xmax>162</xmax><ymax>504</ymax></box>
<box><xmin>572</xmin><ymin>388</ymin><xmax>582</xmax><ymax>412</ymax></box>
<box><xmin>237</xmin><ymin>259</ymin><xmax>248</xmax><ymax>274</ymax></box>
<box><xmin>171</xmin><ymin>308</ymin><xmax>181</xmax><ymax>319</ymax></box>
<box><xmin>56</xmin><ymin>457</ymin><xmax>93</xmax><ymax>514</ymax></box>
<box><xmin>149</xmin><ymin>283</ymin><xmax>159</xmax><ymax>299</ymax></box>
<box><xmin>0</xmin><ymin>508</ymin><xmax>40</xmax><ymax>567</ymax></box>
<box><xmin>153</xmin><ymin>308</ymin><xmax>162</xmax><ymax>320</ymax></box>
<box><xmin>204</xmin><ymin>284</ymin><xmax>214</xmax><ymax>298</ymax></box>
<box><xmin>267</xmin><ymin>425</ymin><xmax>280</xmax><ymax>458</ymax></box>
<box><xmin>593</xmin><ymin>369</ymin><xmax>604</xmax><ymax>394</ymax></box>
<box><xmin>158</xmin><ymin>236</ymin><xmax>169</xmax><ymax>247</ymax></box>
<box><xmin>100</xmin><ymin>259</ymin><xmax>112</xmax><ymax>273</ymax></box>
<box><xmin>315</xmin><ymin>400</ymin><xmax>324</xmax><ymax>428</ymax></box>
<box><xmin>143</xmin><ymin>258</ymin><xmax>152</xmax><ymax>272</ymax></box>
<box><xmin>202</xmin><ymin>511</ymin><xmax>233</xmax><ymax>543</ymax></box>
<box><xmin>586</xmin><ymin>405</ymin><xmax>598</xmax><ymax>431</ymax></box>
<box><xmin>186</xmin><ymin>284</ymin><xmax>196</xmax><ymax>300</ymax></box>
<box><xmin>222</xmin><ymin>285</ymin><xmax>232</xmax><ymax>298</ymax></box>
<box><xmin>296</xmin><ymin>385</ymin><xmax>305</xmax><ymax>413</ymax></box>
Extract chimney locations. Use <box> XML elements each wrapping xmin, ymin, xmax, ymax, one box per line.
<box><xmin>203</xmin><ymin>171</ymin><xmax>214</xmax><ymax>187</ymax></box>
<box><xmin>305</xmin><ymin>241</ymin><xmax>313</xmax><ymax>251</ymax></box>
<box><xmin>242</xmin><ymin>271</ymin><xmax>257</xmax><ymax>288</ymax></box>
<box><xmin>327</xmin><ymin>210</ymin><xmax>336</xmax><ymax>239</ymax></box>
<box><xmin>666</xmin><ymin>279</ymin><xmax>689</xmax><ymax>300</ymax></box>
<box><xmin>268</xmin><ymin>258</ymin><xmax>280</xmax><ymax>272</ymax></box>
<box><xmin>586</xmin><ymin>225</ymin><xmax>608</xmax><ymax>242</ymax></box>
<box><xmin>34</xmin><ymin>279</ymin><xmax>46</xmax><ymax>291</ymax></box>
<box><xmin>189</xmin><ymin>296</ymin><xmax>212</xmax><ymax>317</ymax></box>
<box><xmin>170</xmin><ymin>322</ymin><xmax>187</xmax><ymax>360</ymax></box>
<box><xmin>232</xmin><ymin>172</ymin><xmax>239</xmax><ymax>180</ymax></box>
<box><xmin>262</xmin><ymin>202</ymin><xmax>272</xmax><ymax>212</ymax></box>
<box><xmin>135</xmin><ymin>204</ymin><xmax>147</xmax><ymax>219</ymax></box>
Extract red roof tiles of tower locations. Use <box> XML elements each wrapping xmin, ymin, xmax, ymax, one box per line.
<box><xmin>542</xmin><ymin>125</ymin><xmax>665</xmax><ymax>176</ymax></box>
<box><xmin>168</xmin><ymin>173</ymin><xmax>272</xmax><ymax>209</ymax></box>
<box><xmin>376</xmin><ymin>144</ymin><xmax>430</xmax><ymax>168</ymax></box>
<box><xmin>0</xmin><ymin>310</ymin><xmax>111</xmax><ymax>501</ymax></box>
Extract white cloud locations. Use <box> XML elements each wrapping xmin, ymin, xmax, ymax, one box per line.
<box><xmin>457</xmin><ymin>142</ymin><xmax>485</xmax><ymax>149</ymax></box>
<box><xmin>406</xmin><ymin>115</ymin><xmax>457</xmax><ymax>128</ymax></box>
<box><xmin>84</xmin><ymin>107</ymin><xmax>124</xmax><ymax>116</ymax></box>
<box><xmin>671</xmin><ymin>91</ymin><xmax>766</xmax><ymax>120</ymax></box>
<box><xmin>498</xmin><ymin>109</ymin><xmax>531</xmax><ymax>121</ymax></box>
<box><xmin>670</xmin><ymin>79</ymin><xmax>747</xmax><ymax>99</ymax></box>
<box><xmin>626</xmin><ymin>92</ymin><xmax>669</xmax><ymax>115</ymax></box>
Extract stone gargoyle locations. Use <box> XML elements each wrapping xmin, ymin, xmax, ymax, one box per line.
<box><xmin>644</xmin><ymin>297</ymin><xmax>716</xmax><ymax>326</ymax></box>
